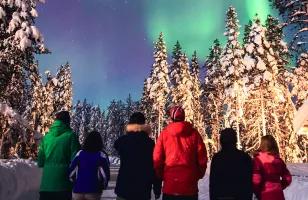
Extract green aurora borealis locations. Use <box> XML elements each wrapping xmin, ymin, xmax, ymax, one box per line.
<box><xmin>144</xmin><ymin>0</ymin><xmax>274</xmax><ymax>57</ymax></box>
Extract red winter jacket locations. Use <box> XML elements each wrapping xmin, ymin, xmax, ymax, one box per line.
<box><xmin>153</xmin><ymin>121</ymin><xmax>208</xmax><ymax>196</ymax></box>
<box><xmin>252</xmin><ymin>152</ymin><xmax>292</xmax><ymax>200</ymax></box>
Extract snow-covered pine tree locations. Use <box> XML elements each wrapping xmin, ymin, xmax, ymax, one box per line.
<box><xmin>71</xmin><ymin>100</ymin><xmax>83</xmax><ymax>134</ymax></box>
<box><xmin>27</xmin><ymin>61</ymin><xmax>44</xmax><ymax>134</ymax></box>
<box><xmin>264</xmin><ymin>15</ymin><xmax>305</xmax><ymax>161</ymax></box>
<box><xmin>242</xmin><ymin>18</ymin><xmax>304</xmax><ymax>161</ymax></box>
<box><xmin>203</xmin><ymin>39</ymin><xmax>224</xmax><ymax>154</ymax></box>
<box><xmin>98</xmin><ymin>110</ymin><xmax>107</xmax><ymax>149</ymax></box>
<box><xmin>54</xmin><ymin>63</ymin><xmax>73</xmax><ymax>112</ymax></box>
<box><xmin>220</xmin><ymin>6</ymin><xmax>246</xmax><ymax>149</ymax></box>
<box><xmin>140</xmin><ymin>78</ymin><xmax>153</xmax><ymax>125</ymax></box>
<box><xmin>78</xmin><ymin>99</ymin><xmax>92</xmax><ymax>145</ymax></box>
<box><xmin>190</xmin><ymin>51</ymin><xmax>204</xmax><ymax>136</ymax></box>
<box><xmin>269</xmin><ymin>0</ymin><xmax>308</xmax><ymax>54</ymax></box>
<box><xmin>0</xmin><ymin>0</ymin><xmax>48</xmax><ymax>155</ymax></box>
<box><xmin>88</xmin><ymin>105</ymin><xmax>101</xmax><ymax>132</ymax></box>
<box><xmin>124</xmin><ymin>94</ymin><xmax>134</xmax><ymax>123</ymax></box>
<box><xmin>292</xmin><ymin>53</ymin><xmax>308</xmax><ymax>109</ymax></box>
<box><xmin>147</xmin><ymin>33</ymin><xmax>170</xmax><ymax>138</ymax></box>
<box><xmin>105</xmin><ymin>100</ymin><xmax>125</xmax><ymax>155</ymax></box>
<box><xmin>40</xmin><ymin>71</ymin><xmax>57</xmax><ymax>134</ymax></box>
<box><xmin>169</xmin><ymin>40</ymin><xmax>182</xmax><ymax>102</ymax></box>
<box><xmin>0</xmin><ymin>0</ymin><xmax>47</xmax><ymax>111</ymax></box>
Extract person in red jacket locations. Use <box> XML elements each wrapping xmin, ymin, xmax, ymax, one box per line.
<box><xmin>153</xmin><ymin>106</ymin><xmax>208</xmax><ymax>200</ymax></box>
<box><xmin>252</xmin><ymin>135</ymin><xmax>292</xmax><ymax>200</ymax></box>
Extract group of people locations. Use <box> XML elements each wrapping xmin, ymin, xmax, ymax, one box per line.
<box><xmin>37</xmin><ymin>106</ymin><xmax>292</xmax><ymax>200</ymax></box>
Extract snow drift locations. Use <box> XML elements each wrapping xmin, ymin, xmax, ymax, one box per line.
<box><xmin>0</xmin><ymin>160</ymin><xmax>307</xmax><ymax>200</ymax></box>
<box><xmin>0</xmin><ymin>159</ymin><xmax>41</xmax><ymax>200</ymax></box>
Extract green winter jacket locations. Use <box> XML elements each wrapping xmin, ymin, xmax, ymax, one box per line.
<box><xmin>38</xmin><ymin>120</ymin><xmax>80</xmax><ymax>191</ymax></box>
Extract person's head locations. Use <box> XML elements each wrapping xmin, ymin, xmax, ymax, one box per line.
<box><xmin>128</xmin><ymin>112</ymin><xmax>145</xmax><ymax>125</ymax></box>
<box><xmin>55</xmin><ymin>111</ymin><xmax>70</xmax><ymax>126</ymax></box>
<box><xmin>220</xmin><ymin>128</ymin><xmax>237</xmax><ymax>149</ymax></box>
<box><xmin>83</xmin><ymin>131</ymin><xmax>103</xmax><ymax>152</ymax></box>
<box><xmin>259</xmin><ymin>135</ymin><xmax>279</xmax><ymax>155</ymax></box>
<box><xmin>168</xmin><ymin>106</ymin><xmax>185</xmax><ymax>122</ymax></box>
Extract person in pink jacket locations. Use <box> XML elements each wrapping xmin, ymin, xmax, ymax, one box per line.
<box><xmin>252</xmin><ymin>135</ymin><xmax>292</xmax><ymax>200</ymax></box>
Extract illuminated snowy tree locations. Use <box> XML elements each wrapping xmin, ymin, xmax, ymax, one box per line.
<box><xmin>190</xmin><ymin>51</ymin><xmax>204</xmax><ymax>135</ymax></box>
<box><xmin>220</xmin><ymin>7</ymin><xmax>246</xmax><ymax>149</ymax></box>
<box><xmin>203</xmin><ymin>39</ymin><xmax>224</xmax><ymax>154</ymax></box>
<box><xmin>147</xmin><ymin>33</ymin><xmax>170</xmax><ymax>138</ymax></box>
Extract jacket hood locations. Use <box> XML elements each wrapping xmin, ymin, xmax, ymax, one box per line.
<box><xmin>126</xmin><ymin>124</ymin><xmax>151</xmax><ymax>135</ymax></box>
<box><xmin>48</xmin><ymin>120</ymin><xmax>71</xmax><ymax>137</ymax></box>
<box><xmin>165</xmin><ymin>121</ymin><xmax>194</xmax><ymax>136</ymax></box>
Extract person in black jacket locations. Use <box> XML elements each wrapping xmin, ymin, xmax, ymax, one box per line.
<box><xmin>114</xmin><ymin>112</ymin><xmax>161</xmax><ymax>200</ymax></box>
<box><xmin>209</xmin><ymin>128</ymin><xmax>253</xmax><ymax>200</ymax></box>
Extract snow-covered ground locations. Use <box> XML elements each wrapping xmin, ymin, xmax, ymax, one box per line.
<box><xmin>0</xmin><ymin>159</ymin><xmax>307</xmax><ymax>200</ymax></box>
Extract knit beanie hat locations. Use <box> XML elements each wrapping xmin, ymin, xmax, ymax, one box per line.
<box><xmin>128</xmin><ymin>112</ymin><xmax>145</xmax><ymax>125</ymax></box>
<box><xmin>169</xmin><ymin>106</ymin><xmax>185</xmax><ymax>122</ymax></box>
<box><xmin>55</xmin><ymin>111</ymin><xmax>70</xmax><ymax>125</ymax></box>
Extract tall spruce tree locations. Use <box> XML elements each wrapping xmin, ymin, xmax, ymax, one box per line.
<box><xmin>269</xmin><ymin>0</ymin><xmax>308</xmax><ymax>55</ymax></box>
<box><xmin>190</xmin><ymin>51</ymin><xmax>204</xmax><ymax>136</ymax></box>
<box><xmin>203</xmin><ymin>39</ymin><xmax>223</xmax><ymax>154</ymax></box>
<box><xmin>220</xmin><ymin>6</ymin><xmax>246</xmax><ymax>149</ymax></box>
<box><xmin>147</xmin><ymin>33</ymin><xmax>170</xmax><ymax>138</ymax></box>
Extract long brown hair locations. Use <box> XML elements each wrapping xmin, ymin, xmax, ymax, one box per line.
<box><xmin>259</xmin><ymin>135</ymin><xmax>280</xmax><ymax>155</ymax></box>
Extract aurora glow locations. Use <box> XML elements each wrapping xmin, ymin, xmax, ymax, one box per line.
<box><xmin>145</xmin><ymin>0</ymin><xmax>274</xmax><ymax>57</ymax></box>
<box><xmin>36</xmin><ymin>0</ymin><xmax>275</xmax><ymax>108</ymax></box>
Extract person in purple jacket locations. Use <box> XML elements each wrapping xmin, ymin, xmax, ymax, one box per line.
<box><xmin>69</xmin><ymin>131</ymin><xmax>110</xmax><ymax>200</ymax></box>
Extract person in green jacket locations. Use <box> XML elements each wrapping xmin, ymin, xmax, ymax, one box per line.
<box><xmin>38</xmin><ymin>111</ymin><xmax>80</xmax><ymax>200</ymax></box>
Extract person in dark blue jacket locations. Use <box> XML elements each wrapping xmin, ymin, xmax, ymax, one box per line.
<box><xmin>69</xmin><ymin>131</ymin><xmax>110</xmax><ymax>200</ymax></box>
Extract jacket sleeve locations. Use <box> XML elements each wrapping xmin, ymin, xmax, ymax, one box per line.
<box><xmin>99</xmin><ymin>152</ymin><xmax>111</xmax><ymax>189</ymax></box>
<box><xmin>252</xmin><ymin>157</ymin><xmax>263</xmax><ymax>197</ymax></box>
<box><xmin>68</xmin><ymin>151</ymin><xmax>81</xmax><ymax>182</ymax></box>
<box><xmin>37</xmin><ymin>138</ymin><xmax>45</xmax><ymax>168</ymax></box>
<box><xmin>153</xmin><ymin>130</ymin><xmax>165</xmax><ymax>180</ymax></box>
<box><xmin>150</xmin><ymin>140</ymin><xmax>162</xmax><ymax>196</ymax></box>
<box><xmin>70</xmin><ymin>133</ymin><xmax>81</xmax><ymax>160</ymax></box>
<box><xmin>280</xmin><ymin>159</ymin><xmax>292</xmax><ymax>190</ymax></box>
<box><xmin>209</xmin><ymin>154</ymin><xmax>218</xmax><ymax>200</ymax></box>
<box><xmin>114</xmin><ymin>137</ymin><xmax>121</xmax><ymax>152</ymax></box>
<box><xmin>240</xmin><ymin>154</ymin><xmax>253</xmax><ymax>199</ymax></box>
<box><xmin>196</xmin><ymin>132</ymin><xmax>208</xmax><ymax>179</ymax></box>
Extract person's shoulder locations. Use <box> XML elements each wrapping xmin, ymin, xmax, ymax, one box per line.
<box><xmin>99</xmin><ymin>150</ymin><xmax>109</xmax><ymax>159</ymax></box>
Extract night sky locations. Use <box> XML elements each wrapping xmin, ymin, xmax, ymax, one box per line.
<box><xmin>36</xmin><ymin>0</ymin><xmax>275</xmax><ymax>108</ymax></box>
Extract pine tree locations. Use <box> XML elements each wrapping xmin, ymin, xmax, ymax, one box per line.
<box><xmin>88</xmin><ymin>106</ymin><xmax>101</xmax><ymax>132</ymax></box>
<box><xmin>242</xmin><ymin>18</ymin><xmax>304</xmax><ymax>161</ymax></box>
<box><xmin>78</xmin><ymin>99</ymin><xmax>91</xmax><ymax>145</ymax></box>
<box><xmin>203</xmin><ymin>39</ymin><xmax>224</xmax><ymax>154</ymax></box>
<box><xmin>54</xmin><ymin>63</ymin><xmax>73</xmax><ymax>112</ymax></box>
<box><xmin>147</xmin><ymin>33</ymin><xmax>170</xmax><ymax>138</ymax></box>
<box><xmin>292</xmin><ymin>53</ymin><xmax>308</xmax><ymax>109</ymax></box>
<box><xmin>269</xmin><ymin>0</ymin><xmax>308</xmax><ymax>54</ymax></box>
<box><xmin>0</xmin><ymin>0</ymin><xmax>47</xmax><ymax>110</ymax></box>
<box><xmin>220</xmin><ymin>6</ymin><xmax>246</xmax><ymax>149</ymax></box>
<box><xmin>105</xmin><ymin>100</ymin><xmax>125</xmax><ymax>155</ymax></box>
<box><xmin>141</xmin><ymin>78</ymin><xmax>153</xmax><ymax>125</ymax></box>
<box><xmin>41</xmin><ymin>71</ymin><xmax>57</xmax><ymax>134</ymax></box>
<box><xmin>169</xmin><ymin>41</ymin><xmax>195</xmax><ymax>122</ymax></box>
<box><xmin>71</xmin><ymin>100</ymin><xmax>83</xmax><ymax>134</ymax></box>
<box><xmin>190</xmin><ymin>51</ymin><xmax>204</xmax><ymax>135</ymax></box>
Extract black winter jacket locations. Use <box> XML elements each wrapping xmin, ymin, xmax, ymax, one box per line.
<box><xmin>114</xmin><ymin>124</ymin><xmax>161</xmax><ymax>200</ymax></box>
<box><xmin>210</xmin><ymin>147</ymin><xmax>253</xmax><ymax>200</ymax></box>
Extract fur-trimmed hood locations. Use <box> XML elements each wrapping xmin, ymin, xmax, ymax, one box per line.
<box><xmin>126</xmin><ymin>124</ymin><xmax>151</xmax><ymax>135</ymax></box>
